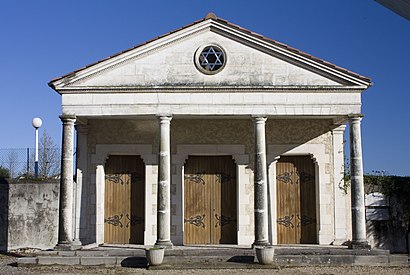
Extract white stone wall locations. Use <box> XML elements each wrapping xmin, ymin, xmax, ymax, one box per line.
<box><xmin>267</xmin><ymin>142</ymin><xmax>333</xmax><ymax>244</ymax></box>
<box><xmin>76</xmin><ymin>117</ymin><xmax>347</xmax><ymax>246</ymax></box>
<box><xmin>53</xmin><ymin>17</ymin><xmax>365</xmax><ymax>247</ymax></box>
<box><xmin>88</xmin><ymin>144</ymin><xmax>156</xmax><ymax>245</ymax></box>
<box><xmin>60</xmin><ymin>31</ymin><xmax>362</xmax><ymax>118</ymax></box>
<box><xmin>62</xmin><ymin>91</ymin><xmax>362</xmax><ymax>117</ymax></box>
<box><xmin>73</xmin><ymin>31</ymin><xmax>341</xmax><ymax>88</ymax></box>
<box><xmin>172</xmin><ymin>144</ymin><xmax>251</xmax><ymax>245</ymax></box>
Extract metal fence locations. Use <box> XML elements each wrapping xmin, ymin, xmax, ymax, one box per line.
<box><xmin>0</xmin><ymin>148</ymin><xmax>61</xmax><ymax>179</ymax></box>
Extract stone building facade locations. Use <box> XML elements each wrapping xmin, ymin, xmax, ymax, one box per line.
<box><xmin>49</xmin><ymin>14</ymin><xmax>371</xmax><ymax>249</ymax></box>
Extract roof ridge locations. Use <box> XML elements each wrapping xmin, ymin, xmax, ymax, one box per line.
<box><xmin>205</xmin><ymin>12</ymin><xmax>217</xmax><ymax>20</ymax></box>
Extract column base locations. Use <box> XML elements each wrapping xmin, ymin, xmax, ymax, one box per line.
<box><xmin>71</xmin><ymin>239</ymin><xmax>82</xmax><ymax>250</ymax></box>
<box><xmin>54</xmin><ymin>242</ymin><xmax>74</xmax><ymax>251</ymax></box>
<box><xmin>332</xmin><ymin>239</ymin><xmax>348</xmax><ymax>246</ymax></box>
<box><xmin>348</xmin><ymin>241</ymin><xmax>371</xmax><ymax>250</ymax></box>
<box><xmin>252</xmin><ymin>240</ymin><xmax>270</xmax><ymax>248</ymax></box>
<box><xmin>155</xmin><ymin>240</ymin><xmax>173</xmax><ymax>248</ymax></box>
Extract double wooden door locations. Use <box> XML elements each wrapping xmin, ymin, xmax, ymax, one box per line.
<box><xmin>276</xmin><ymin>156</ymin><xmax>317</xmax><ymax>244</ymax></box>
<box><xmin>184</xmin><ymin>156</ymin><xmax>237</xmax><ymax>244</ymax></box>
<box><xmin>104</xmin><ymin>155</ymin><xmax>145</xmax><ymax>244</ymax></box>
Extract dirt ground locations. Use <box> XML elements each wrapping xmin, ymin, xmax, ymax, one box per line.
<box><xmin>1</xmin><ymin>253</ymin><xmax>409</xmax><ymax>275</ymax></box>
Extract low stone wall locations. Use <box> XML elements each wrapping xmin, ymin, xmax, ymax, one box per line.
<box><xmin>366</xmin><ymin>179</ymin><xmax>410</xmax><ymax>253</ymax></box>
<box><xmin>0</xmin><ymin>179</ymin><xmax>59</xmax><ymax>251</ymax></box>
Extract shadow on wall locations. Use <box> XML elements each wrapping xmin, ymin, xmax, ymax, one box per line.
<box><xmin>366</xmin><ymin>186</ymin><xmax>410</xmax><ymax>253</ymax></box>
<box><xmin>0</xmin><ymin>178</ymin><xmax>9</xmax><ymax>251</ymax></box>
<box><xmin>367</xmin><ymin>218</ymin><xmax>409</xmax><ymax>253</ymax></box>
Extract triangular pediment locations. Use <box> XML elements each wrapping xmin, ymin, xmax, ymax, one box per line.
<box><xmin>49</xmin><ymin>15</ymin><xmax>371</xmax><ymax>92</ymax></box>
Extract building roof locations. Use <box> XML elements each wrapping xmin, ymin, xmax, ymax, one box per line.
<box><xmin>375</xmin><ymin>0</ymin><xmax>410</xmax><ymax>21</ymax></box>
<box><xmin>49</xmin><ymin>13</ymin><xmax>371</xmax><ymax>87</ymax></box>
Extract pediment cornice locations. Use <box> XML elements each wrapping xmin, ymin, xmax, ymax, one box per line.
<box><xmin>57</xmin><ymin>85</ymin><xmax>366</xmax><ymax>94</ymax></box>
<box><xmin>50</xmin><ymin>16</ymin><xmax>371</xmax><ymax>92</ymax></box>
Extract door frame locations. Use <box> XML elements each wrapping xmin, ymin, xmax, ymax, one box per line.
<box><xmin>91</xmin><ymin>144</ymin><xmax>156</xmax><ymax>245</ymax></box>
<box><xmin>268</xmin><ymin>144</ymin><xmax>330</xmax><ymax>245</ymax></box>
<box><xmin>104</xmin><ymin>155</ymin><xmax>146</xmax><ymax>244</ymax></box>
<box><xmin>274</xmin><ymin>155</ymin><xmax>318</xmax><ymax>244</ymax></box>
<box><xmin>173</xmin><ymin>144</ymin><xmax>250</xmax><ymax>245</ymax></box>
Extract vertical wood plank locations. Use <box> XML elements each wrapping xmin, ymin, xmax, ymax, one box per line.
<box><xmin>276</xmin><ymin>156</ymin><xmax>317</xmax><ymax>244</ymax></box>
<box><xmin>184</xmin><ymin>156</ymin><xmax>237</xmax><ymax>245</ymax></box>
<box><xmin>104</xmin><ymin>155</ymin><xmax>145</xmax><ymax>244</ymax></box>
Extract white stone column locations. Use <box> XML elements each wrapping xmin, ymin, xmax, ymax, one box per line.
<box><xmin>72</xmin><ymin>124</ymin><xmax>88</xmax><ymax>247</ymax></box>
<box><xmin>57</xmin><ymin>115</ymin><xmax>76</xmax><ymax>248</ymax></box>
<box><xmin>95</xmin><ymin>164</ymin><xmax>105</xmax><ymax>245</ymax></box>
<box><xmin>253</xmin><ymin>116</ymin><xmax>270</xmax><ymax>246</ymax></box>
<box><xmin>349</xmin><ymin>116</ymin><xmax>370</xmax><ymax>249</ymax></box>
<box><xmin>155</xmin><ymin>115</ymin><xmax>173</xmax><ymax>247</ymax></box>
<box><xmin>267</xmin><ymin>157</ymin><xmax>279</xmax><ymax>245</ymax></box>
<box><xmin>332</xmin><ymin>125</ymin><xmax>350</xmax><ymax>244</ymax></box>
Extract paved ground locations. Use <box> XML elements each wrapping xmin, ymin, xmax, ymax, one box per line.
<box><xmin>1</xmin><ymin>253</ymin><xmax>409</xmax><ymax>274</ymax></box>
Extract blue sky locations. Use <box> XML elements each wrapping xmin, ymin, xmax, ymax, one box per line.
<box><xmin>0</xmin><ymin>1</ymin><xmax>409</xmax><ymax>175</ymax></box>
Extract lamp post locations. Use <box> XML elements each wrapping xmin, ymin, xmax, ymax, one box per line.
<box><xmin>32</xmin><ymin>117</ymin><xmax>42</xmax><ymax>178</ymax></box>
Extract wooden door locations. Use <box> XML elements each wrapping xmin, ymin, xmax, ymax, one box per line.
<box><xmin>104</xmin><ymin>155</ymin><xmax>145</xmax><ymax>244</ymax></box>
<box><xmin>184</xmin><ymin>156</ymin><xmax>237</xmax><ymax>244</ymax></box>
<box><xmin>276</xmin><ymin>156</ymin><xmax>317</xmax><ymax>244</ymax></box>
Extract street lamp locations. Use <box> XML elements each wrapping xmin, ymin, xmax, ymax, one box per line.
<box><xmin>32</xmin><ymin>117</ymin><xmax>42</xmax><ymax>178</ymax></box>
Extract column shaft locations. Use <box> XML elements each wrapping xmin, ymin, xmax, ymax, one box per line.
<box><xmin>155</xmin><ymin>116</ymin><xmax>173</xmax><ymax>247</ymax></box>
<box><xmin>72</xmin><ymin>124</ymin><xmax>88</xmax><ymax>247</ymax></box>
<box><xmin>332</xmin><ymin>125</ymin><xmax>349</xmax><ymax>244</ymax></box>
<box><xmin>349</xmin><ymin>116</ymin><xmax>369</xmax><ymax>249</ymax></box>
<box><xmin>57</xmin><ymin>115</ymin><xmax>76</xmax><ymax>248</ymax></box>
<box><xmin>253</xmin><ymin>117</ymin><xmax>270</xmax><ymax>246</ymax></box>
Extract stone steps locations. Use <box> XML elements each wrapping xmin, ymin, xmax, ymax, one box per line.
<box><xmin>15</xmin><ymin>247</ymin><xmax>409</xmax><ymax>268</ymax></box>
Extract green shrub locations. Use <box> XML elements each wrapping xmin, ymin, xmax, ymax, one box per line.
<box><xmin>0</xmin><ymin>166</ymin><xmax>10</xmax><ymax>178</ymax></box>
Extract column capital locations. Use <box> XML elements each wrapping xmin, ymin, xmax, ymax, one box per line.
<box><xmin>156</xmin><ymin>114</ymin><xmax>173</xmax><ymax>120</ymax></box>
<box><xmin>75</xmin><ymin>124</ymin><xmax>89</xmax><ymax>134</ymax></box>
<box><xmin>60</xmin><ymin>114</ymin><xmax>76</xmax><ymax>123</ymax></box>
<box><xmin>252</xmin><ymin>116</ymin><xmax>267</xmax><ymax>123</ymax></box>
<box><xmin>348</xmin><ymin>114</ymin><xmax>364</xmax><ymax>123</ymax></box>
<box><xmin>332</xmin><ymin>124</ymin><xmax>347</xmax><ymax>134</ymax></box>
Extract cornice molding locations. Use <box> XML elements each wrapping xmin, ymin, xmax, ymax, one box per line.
<box><xmin>56</xmin><ymin>85</ymin><xmax>366</xmax><ymax>94</ymax></box>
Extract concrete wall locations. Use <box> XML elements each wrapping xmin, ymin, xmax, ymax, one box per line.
<box><xmin>0</xmin><ymin>180</ymin><xmax>59</xmax><ymax>251</ymax></box>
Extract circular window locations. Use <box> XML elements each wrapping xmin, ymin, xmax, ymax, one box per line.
<box><xmin>195</xmin><ymin>45</ymin><xmax>226</xmax><ymax>74</ymax></box>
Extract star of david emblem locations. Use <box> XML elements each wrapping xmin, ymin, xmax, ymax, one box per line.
<box><xmin>199</xmin><ymin>46</ymin><xmax>224</xmax><ymax>71</ymax></box>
